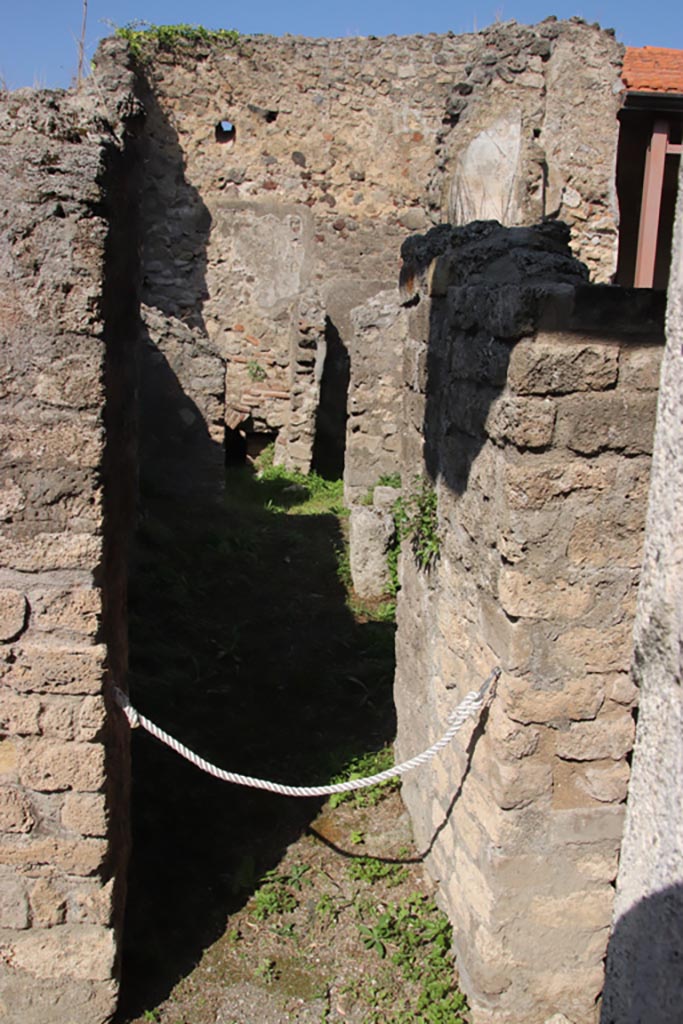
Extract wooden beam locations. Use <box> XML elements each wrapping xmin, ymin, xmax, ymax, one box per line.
<box><xmin>634</xmin><ymin>120</ymin><xmax>669</xmax><ymax>288</ymax></box>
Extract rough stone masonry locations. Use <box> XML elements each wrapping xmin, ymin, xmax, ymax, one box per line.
<box><xmin>394</xmin><ymin>221</ymin><xmax>664</xmax><ymax>1024</ymax></box>
<box><xmin>0</xmin><ymin>61</ymin><xmax>140</xmax><ymax>1022</ymax></box>
<box><xmin>0</xmin><ymin>17</ymin><xmax>677</xmax><ymax>1024</ymax></box>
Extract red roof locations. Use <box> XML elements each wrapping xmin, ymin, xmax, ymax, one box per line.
<box><xmin>623</xmin><ymin>47</ymin><xmax>683</xmax><ymax>94</ymax></box>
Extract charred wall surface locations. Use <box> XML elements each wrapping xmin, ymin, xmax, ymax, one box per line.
<box><xmin>0</xmin><ymin>69</ymin><xmax>140</xmax><ymax>1022</ymax></box>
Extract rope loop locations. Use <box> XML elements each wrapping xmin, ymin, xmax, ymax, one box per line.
<box><xmin>112</xmin><ymin>666</ymin><xmax>498</xmax><ymax>797</ymax></box>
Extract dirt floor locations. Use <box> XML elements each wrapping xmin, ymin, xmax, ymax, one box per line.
<box><xmin>114</xmin><ymin>462</ymin><xmax>468</xmax><ymax>1024</ymax></box>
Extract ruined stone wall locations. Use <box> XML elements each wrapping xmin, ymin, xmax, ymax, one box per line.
<box><xmin>94</xmin><ymin>18</ymin><xmax>623</xmax><ymax>494</ymax></box>
<box><xmin>0</xmin><ymin>74</ymin><xmax>139</xmax><ymax>1022</ymax></box>
<box><xmin>601</xmin><ymin>162</ymin><xmax>683</xmax><ymax>1023</ymax></box>
<box><xmin>393</xmin><ymin>223</ymin><xmax>664</xmax><ymax>1024</ymax></box>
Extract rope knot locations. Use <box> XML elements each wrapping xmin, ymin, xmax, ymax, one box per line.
<box><xmin>113</xmin><ymin>686</ymin><xmax>140</xmax><ymax>729</ymax></box>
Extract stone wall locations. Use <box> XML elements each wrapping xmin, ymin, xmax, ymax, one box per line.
<box><xmin>393</xmin><ymin>222</ymin><xmax>664</xmax><ymax>1023</ymax></box>
<box><xmin>94</xmin><ymin>18</ymin><xmax>623</xmax><ymax>495</ymax></box>
<box><xmin>0</xmin><ymin>71</ymin><xmax>139</xmax><ymax>1022</ymax></box>
<box><xmin>601</xmin><ymin>161</ymin><xmax>683</xmax><ymax>1023</ymax></box>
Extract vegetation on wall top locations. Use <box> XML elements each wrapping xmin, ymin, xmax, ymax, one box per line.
<box><xmin>114</xmin><ymin>22</ymin><xmax>240</xmax><ymax>61</ymax></box>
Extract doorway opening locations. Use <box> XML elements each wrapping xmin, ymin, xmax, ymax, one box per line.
<box><xmin>311</xmin><ymin>317</ymin><xmax>350</xmax><ymax>480</ymax></box>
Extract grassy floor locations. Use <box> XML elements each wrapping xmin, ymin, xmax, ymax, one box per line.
<box><xmin>114</xmin><ymin>454</ymin><xmax>467</xmax><ymax>1024</ymax></box>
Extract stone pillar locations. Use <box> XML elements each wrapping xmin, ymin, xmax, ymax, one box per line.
<box><xmin>394</xmin><ymin>224</ymin><xmax>664</xmax><ymax>1023</ymax></box>
<box><xmin>601</xmin><ymin>160</ymin><xmax>683</xmax><ymax>1024</ymax></box>
<box><xmin>0</xmin><ymin>81</ymin><xmax>138</xmax><ymax>1023</ymax></box>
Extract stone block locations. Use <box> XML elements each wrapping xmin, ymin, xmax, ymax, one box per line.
<box><xmin>486</xmin><ymin>395</ymin><xmax>556</xmax><ymax>448</ymax></box>
<box><xmin>0</xmin><ymin>589</ymin><xmax>28</xmax><ymax>642</ymax></box>
<box><xmin>554</xmin><ymin>623</ymin><xmax>632</xmax><ymax>673</ymax></box>
<box><xmin>504</xmin><ymin>455</ymin><xmax>614</xmax><ymax>510</ymax></box>
<box><xmin>30</xmin><ymin>878</ymin><xmax>67</xmax><ymax>927</ymax></box>
<box><xmin>529</xmin><ymin>887</ymin><xmax>614</xmax><ymax>930</ymax></box>
<box><xmin>9</xmin><ymin>924</ymin><xmax>116</xmax><ymax>981</ymax></box>
<box><xmin>0</xmin><ymin>974</ymin><xmax>118</xmax><ymax>1024</ymax></box>
<box><xmin>0</xmin><ymin>479</ymin><xmax>26</xmax><ymax>520</ymax></box>
<box><xmin>0</xmin><ymin>533</ymin><xmax>102</xmax><ymax>573</ymax></box>
<box><xmin>0</xmin><ymin>837</ymin><xmax>107</xmax><ymax>876</ymax></box>
<box><xmin>605</xmin><ymin>672</ymin><xmax>638</xmax><ymax>706</ymax></box>
<box><xmin>61</xmin><ymin>793</ymin><xmax>108</xmax><ymax>837</ymax></box>
<box><xmin>487</xmin><ymin>704</ymin><xmax>541</xmax><ymax>762</ymax></box>
<box><xmin>0</xmin><ymin>875</ymin><xmax>30</xmax><ymax>929</ymax></box>
<box><xmin>479</xmin><ymin>596</ymin><xmax>533</xmax><ymax>672</ymax></box>
<box><xmin>448</xmin><ymin>332</ymin><xmax>511</xmax><ymax>387</ymax></box>
<box><xmin>20</xmin><ymin>741</ymin><xmax>106</xmax><ymax>793</ymax></box>
<box><xmin>67</xmin><ymin>878</ymin><xmax>114</xmax><ymax>926</ymax></box>
<box><xmin>508</xmin><ymin>335</ymin><xmax>619</xmax><ymax>395</ymax></box>
<box><xmin>488</xmin><ymin>755</ymin><xmax>554</xmax><ymax>810</ymax></box>
<box><xmin>498</xmin><ymin>569</ymin><xmax>593</xmax><ymax>621</ymax></box>
<box><xmin>0</xmin><ymin>694</ymin><xmax>41</xmax><ymax>735</ymax></box>
<box><xmin>76</xmin><ymin>697</ymin><xmax>106</xmax><ymax>741</ymax></box>
<box><xmin>0</xmin><ymin>418</ymin><xmax>103</xmax><ymax>469</ymax></box>
<box><xmin>32</xmin><ymin>352</ymin><xmax>104</xmax><ymax>411</ymax></box>
<box><xmin>567</xmin><ymin>507</ymin><xmax>645</xmax><ymax>569</ymax></box>
<box><xmin>38</xmin><ymin>700</ymin><xmax>75</xmax><ymax>739</ymax></box>
<box><xmin>31</xmin><ymin>587</ymin><xmax>101</xmax><ymax>637</ymax></box>
<box><xmin>575</xmin><ymin>848</ymin><xmax>620</xmax><ymax>884</ymax></box>
<box><xmin>503</xmin><ymin>674</ymin><xmax>605</xmax><ymax>725</ymax></box>
<box><xmin>0</xmin><ymin>787</ymin><xmax>36</xmax><ymax>833</ymax></box>
<box><xmin>349</xmin><ymin>505</ymin><xmax>394</xmax><ymax>599</ymax></box>
<box><xmin>555</xmin><ymin>392</ymin><xmax>658</xmax><ymax>456</ymax></box>
<box><xmin>578</xmin><ymin>759</ymin><xmax>630</xmax><ymax>803</ymax></box>
<box><xmin>547</xmin><ymin>805</ymin><xmax>625</xmax><ymax>850</ymax></box>
<box><xmin>1</xmin><ymin>644</ymin><xmax>106</xmax><ymax>695</ymax></box>
<box><xmin>526</xmin><ymin>966</ymin><xmax>606</xmax><ymax>1021</ymax></box>
<box><xmin>0</xmin><ymin>737</ymin><xmax>19</xmax><ymax>777</ymax></box>
<box><xmin>618</xmin><ymin>344</ymin><xmax>662</xmax><ymax>391</ymax></box>
<box><xmin>555</xmin><ymin>713</ymin><xmax>635</xmax><ymax>762</ymax></box>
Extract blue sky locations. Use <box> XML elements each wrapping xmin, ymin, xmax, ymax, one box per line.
<box><xmin>2</xmin><ymin>1</ymin><xmax>681</xmax><ymax>90</ymax></box>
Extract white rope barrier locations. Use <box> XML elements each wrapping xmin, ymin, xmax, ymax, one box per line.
<box><xmin>113</xmin><ymin>666</ymin><xmax>499</xmax><ymax>798</ymax></box>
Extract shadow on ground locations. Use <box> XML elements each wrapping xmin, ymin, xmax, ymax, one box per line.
<box><xmin>115</xmin><ymin>464</ymin><xmax>396</xmax><ymax>1020</ymax></box>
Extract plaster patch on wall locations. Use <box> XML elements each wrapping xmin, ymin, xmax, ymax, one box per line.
<box><xmin>213</xmin><ymin>202</ymin><xmax>313</xmax><ymax>313</ymax></box>
<box><xmin>449</xmin><ymin>113</ymin><xmax>523</xmax><ymax>226</ymax></box>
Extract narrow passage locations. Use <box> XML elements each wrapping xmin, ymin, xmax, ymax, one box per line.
<box><xmin>115</xmin><ymin>451</ymin><xmax>467</xmax><ymax>1023</ymax></box>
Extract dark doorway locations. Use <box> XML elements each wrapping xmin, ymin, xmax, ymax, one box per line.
<box><xmin>311</xmin><ymin>317</ymin><xmax>350</xmax><ymax>480</ymax></box>
<box><xmin>224</xmin><ymin>427</ymin><xmax>278</xmax><ymax>467</ymax></box>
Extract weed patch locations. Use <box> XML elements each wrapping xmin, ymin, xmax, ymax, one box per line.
<box><xmin>114</xmin><ymin>22</ymin><xmax>240</xmax><ymax>61</ymax></box>
<box><xmin>348</xmin><ymin>855</ymin><xmax>408</xmax><ymax>887</ymax></box>
<box><xmin>329</xmin><ymin>745</ymin><xmax>400</xmax><ymax>809</ymax></box>
<box><xmin>394</xmin><ymin>477</ymin><xmax>440</xmax><ymax>571</ymax></box>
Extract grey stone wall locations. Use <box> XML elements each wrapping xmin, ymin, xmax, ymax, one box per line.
<box><xmin>393</xmin><ymin>223</ymin><xmax>664</xmax><ymax>1023</ymax></box>
<box><xmin>0</xmin><ymin>74</ymin><xmax>140</xmax><ymax>1022</ymax></box>
<box><xmin>600</xmin><ymin>159</ymin><xmax>683</xmax><ymax>1024</ymax></box>
<box><xmin>95</xmin><ymin>18</ymin><xmax>623</xmax><ymax>495</ymax></box>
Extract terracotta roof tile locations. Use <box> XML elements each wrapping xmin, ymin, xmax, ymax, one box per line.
<box><xmin>623</xmin><ymin>47</ymin><xmax>683</xmax><ymax>94</ymax></box>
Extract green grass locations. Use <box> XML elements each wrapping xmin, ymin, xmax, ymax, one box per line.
<box><xmin>252</xmin><ymin>443</ymin><xmax>346</xmax><ymax>517</ymax></box>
